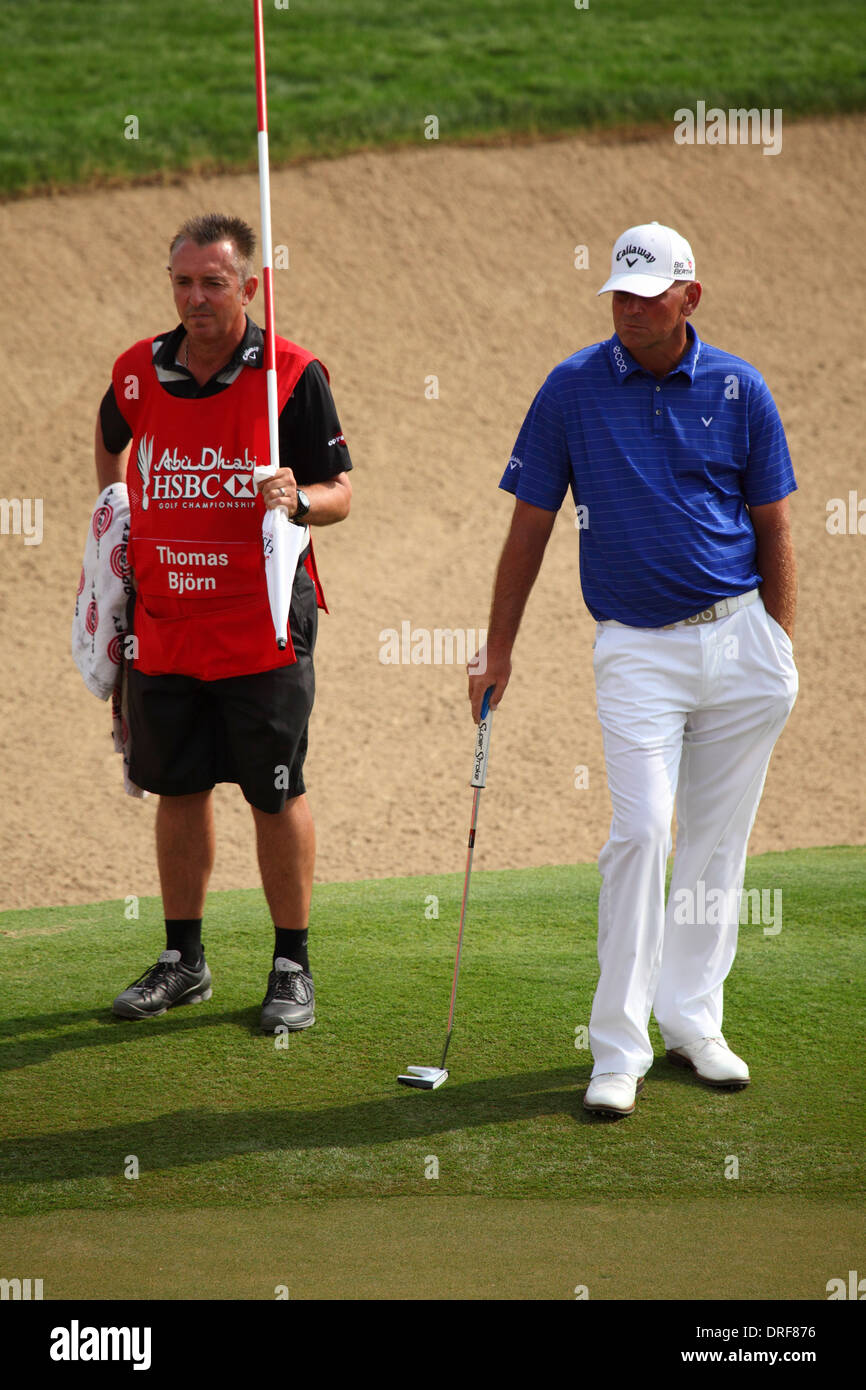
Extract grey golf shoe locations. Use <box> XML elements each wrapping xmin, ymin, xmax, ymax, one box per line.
<box><xmin>112</xmin><ymin>949</ymin><xmax>212</xmax><ymax>1019</ymax></box>
<box><xmin>261</xmin><ymin>957</ymin><xmax>315</xmax><ymax>1032</ymax></box>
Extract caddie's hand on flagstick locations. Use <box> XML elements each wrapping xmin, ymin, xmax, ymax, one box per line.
<box><xmin>257</xmin><ymin>466</ymin><xmax>300</xmax><ymax>515</ymax></box>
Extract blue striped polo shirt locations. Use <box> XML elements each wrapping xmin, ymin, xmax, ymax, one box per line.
<box><xmin>499</xmin><ymin>324</ymin><xmax>797</xmax><ymax>626</ymax></box>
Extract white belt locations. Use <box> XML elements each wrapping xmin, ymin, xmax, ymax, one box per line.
<box><xmin>601</xmin><ymin>589</ymin><xmax>760</xmax><ymax>632</ymax></box>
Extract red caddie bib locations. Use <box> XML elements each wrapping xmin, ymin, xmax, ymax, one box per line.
<box><xmin>113</xmin><ymin>335</ymin><xmax>328</xmax><ymax>680</ymax></box>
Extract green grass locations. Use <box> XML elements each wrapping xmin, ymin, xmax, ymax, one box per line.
<box><xmin>1</xmin><ymin>0</ymin><xmax>864</xmax><ymax>195</ymax></box>
<box><xmin>1</xmin><ymin>846</ymin><xmax>863</xmax><ymax>1216</ymax></box>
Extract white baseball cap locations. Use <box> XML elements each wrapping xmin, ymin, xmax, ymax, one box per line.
<box><xmin>597</xmin><ymin>221</ymin><xmax>696</xmax><ymax>297</ymax></box>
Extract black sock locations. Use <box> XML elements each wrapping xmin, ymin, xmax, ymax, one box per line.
<box><xmin>165</xmin><ymin>919</ymin><xmax>203</xmax><ymax>966</ymax></box>
<box><xmin>274</xmin><ymin>927</ymin><xmax>310</xmax><ymax>975</ymax></box>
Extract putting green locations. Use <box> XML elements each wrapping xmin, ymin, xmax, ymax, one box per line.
<box><xmin>3</xmin><ymin>1198</ymin><xmax>861</xmax><ymax>1300</ymax></box>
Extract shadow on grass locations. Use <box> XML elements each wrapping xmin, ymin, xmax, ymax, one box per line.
<box><xmin>0</xmin><ymin>1063</ymin><xmax>674</xmax><ymax>1184</ymax></box>
<box><xmin>0</xmin><ymin>1004</ymin><xmax>274</xmax><ymax>1071</ymax></box>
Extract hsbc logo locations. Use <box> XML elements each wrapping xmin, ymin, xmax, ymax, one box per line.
<box><xmin>140</xmin><ymin>438</ymin><xmax>260</xmax><ymax>507</ymax></box>
<box><xmin>223</xmin><ymin>474</ymin><xmax>256</xmax><ymax>498</ymax></box>
<box><xmin>150</xmin><ymin>473</ymin><xmax>255</xmax><ymax>501</ymax></box>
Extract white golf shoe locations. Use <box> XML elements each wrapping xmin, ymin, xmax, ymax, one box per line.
<box><xmin>666</xmin><ymin>1036</ymin><xmax>750</xmax><ymax>1089</ymax></box>
<box><xmin>583</xmin><ymin>1072</ymin><xmax>643</xmax><ymax>1117</ymax></box>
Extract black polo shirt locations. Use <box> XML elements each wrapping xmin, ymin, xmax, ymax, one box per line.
<box><xmin>99</xmin><ymin>316</ymin><xmax>353</xmax><ymax>488</ymax></box>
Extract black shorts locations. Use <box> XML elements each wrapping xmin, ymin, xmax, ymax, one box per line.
<box><xmin>127</xmin><ymin>564</ymin><xmax>318</xmax><ymax>814</ymax></box>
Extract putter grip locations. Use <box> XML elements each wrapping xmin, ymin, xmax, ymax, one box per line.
<box><xmin>470</xmin><ymin>686</ymin><xmax>495</xmax><ymax>788</ymax></box>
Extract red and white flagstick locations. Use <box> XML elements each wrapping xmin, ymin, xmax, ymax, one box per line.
<box><xmin>253</xmin><ymin>0</ymin><xmax>280</xmax><ymax>480</ymax></box>
<box><xmin>254</xmin><ymin>0</ymin><xmax>294</xmax><ymax>650</ymax></box>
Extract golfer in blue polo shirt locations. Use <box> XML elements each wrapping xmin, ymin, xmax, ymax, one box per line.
<box><xmin>468</xmin><ymin>222</ymin><xmax>798</xmax><ymax>1118</ymax></box>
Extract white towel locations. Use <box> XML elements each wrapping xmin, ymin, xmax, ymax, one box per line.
<box><xmin>73</xmin><ymin>483</ymin><xmax>147</xmax><ymax>798</ymax></box>
<box><xmin>72</xmin><ymin>483</ymin><xmax>133</xmax><ymax>698</ymax></box>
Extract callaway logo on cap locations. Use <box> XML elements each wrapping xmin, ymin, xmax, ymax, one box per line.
<box><xmin>597</xmin><ymin>222</ymin><xmax>696</xmax><ymax>297</ymax></box>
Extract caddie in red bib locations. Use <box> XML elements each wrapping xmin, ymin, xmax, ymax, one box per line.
<box><xmin>114</xmin><ymin>333</ymin><xmax>326</xmax><ymax>680</ymax></box>
<box><xmin>92</xmin><ymin>213</ymin><xmax>353</xmax><ymax>1034</ymax></box>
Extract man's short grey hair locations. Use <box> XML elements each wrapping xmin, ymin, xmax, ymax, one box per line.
<box><xmin>169</xmin><ymin>214</ymin><xmax>257</xmax><ymax>284</ymax></box>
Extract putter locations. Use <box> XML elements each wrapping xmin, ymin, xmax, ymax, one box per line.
<box><xmin>398</xmin><ymin>685</ymin><xmax>495</xmax><ymax>1090</ymax></box>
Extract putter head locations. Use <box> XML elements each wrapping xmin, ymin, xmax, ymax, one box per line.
<box><xmin>397</xmin><ymin>1065</ymin><xmax>449</xmax><ymax>1090</ymax></box>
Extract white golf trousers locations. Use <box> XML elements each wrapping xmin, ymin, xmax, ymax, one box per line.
<box><xmin>589</xmin><ymin>596</ymin><xmax>798</xmax><ymax>1076</ymax></box>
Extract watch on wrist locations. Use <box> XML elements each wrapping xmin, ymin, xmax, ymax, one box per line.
<box><xmin>291</xmin><ymin>488</ymin><xmax>311</xmax><ymax>524</ymax></box>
